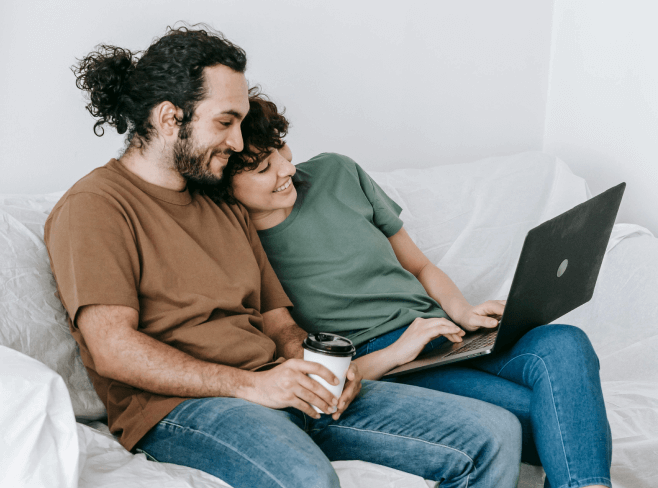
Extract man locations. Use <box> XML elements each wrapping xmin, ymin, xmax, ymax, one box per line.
<box><xmin>46</xmin><ymin>25</ymin><xmax>522</xmax><ymax>488</ymax></box>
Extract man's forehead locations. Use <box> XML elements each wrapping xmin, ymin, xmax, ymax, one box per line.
<box><xmin>201</xmin><ymin>65</ymin><xmax>249</xmax><ymax>117</ymax></box>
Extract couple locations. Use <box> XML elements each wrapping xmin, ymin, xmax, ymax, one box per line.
<box><xmin>45</xmin><ymin>26</ymin><xmax>611</xmax><ymax>488</ymax></box>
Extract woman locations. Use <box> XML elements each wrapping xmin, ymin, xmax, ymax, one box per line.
<box><xmin>218</xmin><ymin>90</ymin><xmax>612</xmax><ymax>488</ymax></box>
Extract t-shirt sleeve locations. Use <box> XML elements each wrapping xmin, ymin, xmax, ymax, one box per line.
<box><xmin>45</xmin><ymin>192</ymin><xmax>141</xmax><ymax>327</ymax></box>
<box><xmin>242</xmin><ymin>209</ymin><xmax>293</xmax><ymax>314</ymax></box>
<box><xmin>351</xmin><ymin>159</ymin><xmax>404</xmax><ymax>237</ymax></box>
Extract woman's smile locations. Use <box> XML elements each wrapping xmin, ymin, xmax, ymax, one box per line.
<box><xmin>274</xmin><ymin>177</ymin><xmax>292</xmax><ymax>193</ymax></box>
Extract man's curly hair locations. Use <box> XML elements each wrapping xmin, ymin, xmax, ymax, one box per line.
<box><xmin>214</xmin><ymin>87</ymin><xmax>289</xmax><ymax>204</ymax></box>
<box><xmin>72</xmin><ymin>23</ymin><xmax>247</xmax><ymax>146</ymax></box>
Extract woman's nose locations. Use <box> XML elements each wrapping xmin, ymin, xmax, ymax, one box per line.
<box><xmin>276</xmin><ymin>154</ymin><xmax>296</xmax><ymax>176</ymax></box>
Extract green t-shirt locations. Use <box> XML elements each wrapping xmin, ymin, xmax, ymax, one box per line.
<box><xmin>257</xmin><ymin>153</ymin><xmax>448</xmax><ymax>347</ymax></box>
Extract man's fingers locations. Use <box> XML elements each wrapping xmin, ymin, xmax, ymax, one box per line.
<box><xmin>291</xmin><ymin>397</ymin><xmax>323</xmax><ymax>418</ymax></box>
<box><xmin>333</xmin><ymin>364</ymin><xmax>362</xmax><ymax>418</ymax></box>
<box><xmin>298</xmin><ymin>373</ymin><xmax>338</xmax><ymax>408</ymax></box>
<box><xmin>294</xmin><ymin>384</ymin><xmax>336</xmax><ymax>415</ymax></box>
<box><xmin>334</xmin><ymin>379</ymin><xmax>361</xmax><ymax>419</ymax></box>
<box><xmin>293</xmin><ymin>359</ymin><xmax>339</xmax><ymax>386</ymax></box>
<box><xmin>345</xmin><ymin>363</ymin><xmax>360</xmax><ymax>381</ymax></box>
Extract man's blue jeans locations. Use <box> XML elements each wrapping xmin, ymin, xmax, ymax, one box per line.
<box><xmin>359</xmin><ymin>324</ymin><xmax>612</xmax><ymax>488</ymax></box>
<box><xmin>135</xmin><ymin>380</ymin><xmax>522</xmax><ymax>488</ymax></box>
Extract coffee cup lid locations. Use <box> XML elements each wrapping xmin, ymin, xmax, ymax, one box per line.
<box><xmin>302</xmin><ymin>332</ymin><xmax>356</xmax><ymax>357</ymax></box>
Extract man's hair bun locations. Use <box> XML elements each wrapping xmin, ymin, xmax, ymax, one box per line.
<box><xmin>73</xmin><ymin>45</ymin><xmax>136</xmax><ymax>136</ymax></box>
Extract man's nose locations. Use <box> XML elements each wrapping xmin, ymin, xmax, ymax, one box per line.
<box><xmin>225</xmin><ymin>124</ymin><xmax>244</xmax><ymax>153</ymax></box>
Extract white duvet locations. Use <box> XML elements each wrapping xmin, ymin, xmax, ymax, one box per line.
<box><xmin>1</xmin><ymin>152</ymin><xmax>656</xmax><ymax>488</ymax></box>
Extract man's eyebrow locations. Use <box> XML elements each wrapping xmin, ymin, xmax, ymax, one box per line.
<box><xmin>216</xmin><ymin>109</ymin><xmax>247</xmax><ymax>119</ymax></box>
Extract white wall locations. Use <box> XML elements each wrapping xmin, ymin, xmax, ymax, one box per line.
<box><xmin>0</xmin><ymin>0</ymin><xmax>553</xmax><ymax>194</ymax></box>
<box><xmin>544</xmin><ymin>0</ymin><xmax>658</xmax><ymax>234</ymax></box>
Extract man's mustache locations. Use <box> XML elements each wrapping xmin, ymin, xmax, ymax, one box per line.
<box><xmin>211</xmin><ymin>149</ymin><xmax>234</xmax><ymax>159</ymax></box>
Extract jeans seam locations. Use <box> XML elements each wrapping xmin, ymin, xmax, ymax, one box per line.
<box><xmin>327</xmin><ymin>424</ymin><xmax>476</xmax><ymax>466</ymax></box>
<box><xmin>158</xmin><ymin>419</ymin><xmax>288</xmax><ymax>488</ymax></box>
<box><xmin>496</xmin><ymin>353</ymin><xmax>573</xmax><ymax>485</ymax></box>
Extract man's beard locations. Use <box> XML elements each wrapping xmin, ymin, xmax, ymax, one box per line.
<box><xmin>173</xmin><ymin>123</ymin><xmax>232</xmax><ymax>187</ymax></box>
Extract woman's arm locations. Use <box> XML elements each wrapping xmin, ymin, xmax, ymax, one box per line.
<box><xmin>388</xmin><ymin>227</ymin><xmax>504</xmax><ymax>331</ymax></box>
<box><xmin>354</xmin><ymin>227</ymin><xmax>506</xmax><ymax>380</ymax></box>
<box><xmin>354</xmin><ymin>317</ymin><xmax>464</xmax><ymax>380</ymax></box>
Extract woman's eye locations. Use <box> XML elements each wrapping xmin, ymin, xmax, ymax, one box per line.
<box><xmin>258</xmin><ymin>163</ymin><xmax>270</xmax><ymax>174</ymax></box>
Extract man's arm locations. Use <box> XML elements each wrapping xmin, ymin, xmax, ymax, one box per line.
<box><xmin>77</xmin><ymin>304</ymin><xmax>342</xmax><ymax>418</ymax></box>
<box><xmin>261</xmin><ymin>307</ymin><xmax>307</xmax><ymax>359</ymax></box>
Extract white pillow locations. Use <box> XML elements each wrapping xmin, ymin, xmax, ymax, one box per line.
<box><xmin>0</xmin><ymin>346</ymin><xmax>79</xmax><ymax>488</ymax></box>
<box><xmin>0</xmin><ymin>195</ymin><xmax>106</xmax><ymax>420</ymax></box>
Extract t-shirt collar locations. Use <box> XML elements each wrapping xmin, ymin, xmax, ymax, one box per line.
<box><xmin>106</xmin><ymin>159</ymin><xmax>192</xmax><ymax>205</ymax></box>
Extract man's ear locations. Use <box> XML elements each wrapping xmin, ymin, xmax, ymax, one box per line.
<box><xmin>152</xmin><ymin>101</ymin><xmax>184</xmax><ymax>138</ymax></box>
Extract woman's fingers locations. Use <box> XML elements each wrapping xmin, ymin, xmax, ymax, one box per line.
<box><xmin>478</xmin><ymin>300</ymin><xmax>506</xmax><ymax>317</ymax></box>
<box><xmin>413</xmin><ymin>320</ymin><xmax>464</xmax><ymax>344</ymax></box>
<box><xmin>444</xmin><ymin>333</ymin><xmax>464</xmax><ymax>343</ymax></box>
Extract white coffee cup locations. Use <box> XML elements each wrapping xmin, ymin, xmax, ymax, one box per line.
<box><xmin>302</xmin><ymin>332</ymin><xmax>356</xmax><ymax>414</ymax></box>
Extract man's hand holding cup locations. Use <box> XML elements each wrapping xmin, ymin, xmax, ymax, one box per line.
<box><xmin>302</xmin><ymin>333</ymin><xmax>358</xmax><ymax>419</ymax></box>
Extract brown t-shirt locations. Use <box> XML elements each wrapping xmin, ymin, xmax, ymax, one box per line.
<box><xmin>44</xmin><ymin>159</ymin><xmax>292</xmax><ymax>450</ymax></box>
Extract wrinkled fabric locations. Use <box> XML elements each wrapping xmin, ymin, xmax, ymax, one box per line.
<box><xmin>0</xmin><ymin>199</ymin><xmax>106</xmax><ymax>420</ymax></box>
<box><xmin>0</xmin><ymin>346</ymin><xmax>79</xmax><ymax>488</ymax></box>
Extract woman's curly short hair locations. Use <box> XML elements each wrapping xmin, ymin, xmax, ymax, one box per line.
<box><xmin>214</xmin><ymin>87</ymin><xmax>290</xmax><ymax>204</ymax></box>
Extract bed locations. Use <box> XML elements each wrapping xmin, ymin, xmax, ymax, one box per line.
<box><xmin>1</xmin><ymin>151</ymin><xmax>656</xmax><ymax>488</ymax></box>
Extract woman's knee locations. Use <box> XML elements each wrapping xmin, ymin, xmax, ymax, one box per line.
<box><xmin>527</xmin><ymin>324</ymin><xmax>599</xmax><ymax>368</ymax></box>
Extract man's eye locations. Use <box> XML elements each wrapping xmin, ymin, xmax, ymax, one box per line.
<box><xmin>220</xmin><ymin>122</ymin><xmax>231</xmax><ymax>128</ymax></box>
<box><xmin>258</xmin><ymin>163</ymin><xmax>270</xmax><ymax>174</ymax></box>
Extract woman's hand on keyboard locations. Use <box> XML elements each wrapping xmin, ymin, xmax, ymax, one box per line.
<box><xmin>456</xmin><ymin>300</ymin><xmax>506</xmax><ymax>332</ymax></box>
<box><xmin>390</xmin><ymin>317</ymin><xmax>465</xmax><ymax>366</ymax></box>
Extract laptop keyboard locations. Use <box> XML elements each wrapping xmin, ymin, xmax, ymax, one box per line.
<box><xmin>445</xmin><ymin>331</ymin><xmax>498</xmax><ymax>358</ymax></box>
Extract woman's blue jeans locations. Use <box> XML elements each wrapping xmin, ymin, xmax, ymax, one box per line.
<box><xmin>357</xmin><ymin>324</ymin><xmax>612</xmax><ymax>488</ymax></box>
<box><xmin>135</xmin><ymin>380</ymin><xmax>522</xmax><ymax>488</ymax></box>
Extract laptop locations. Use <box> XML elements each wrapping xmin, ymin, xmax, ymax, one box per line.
<box><xmin>384</xmin><ymin>182</ymin><xmax>626</xmax><ymax>378</ymax></box>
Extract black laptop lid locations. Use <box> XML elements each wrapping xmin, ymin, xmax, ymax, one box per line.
<box><xmin>493</xmin><ymin>182</ymin><xmax>626</xmax><ymax>351</ymax></box>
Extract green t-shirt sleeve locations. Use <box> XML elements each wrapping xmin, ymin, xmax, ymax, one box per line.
<box><xmin>352</xmin><ymin>160</ymin><xmax>404</xmax><ymax>238</ymax></box>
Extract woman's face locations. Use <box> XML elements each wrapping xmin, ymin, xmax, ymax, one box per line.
<box><xmin>231</xmin><ymin>144</ymin><xmax>297</xmax><ymax>215</ymax></box>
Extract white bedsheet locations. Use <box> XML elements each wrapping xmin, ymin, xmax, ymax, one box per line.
<box><xmin>2</xmin><ymin>151</ymin><xmax>656</xmax><ymax>488</ymax></box>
